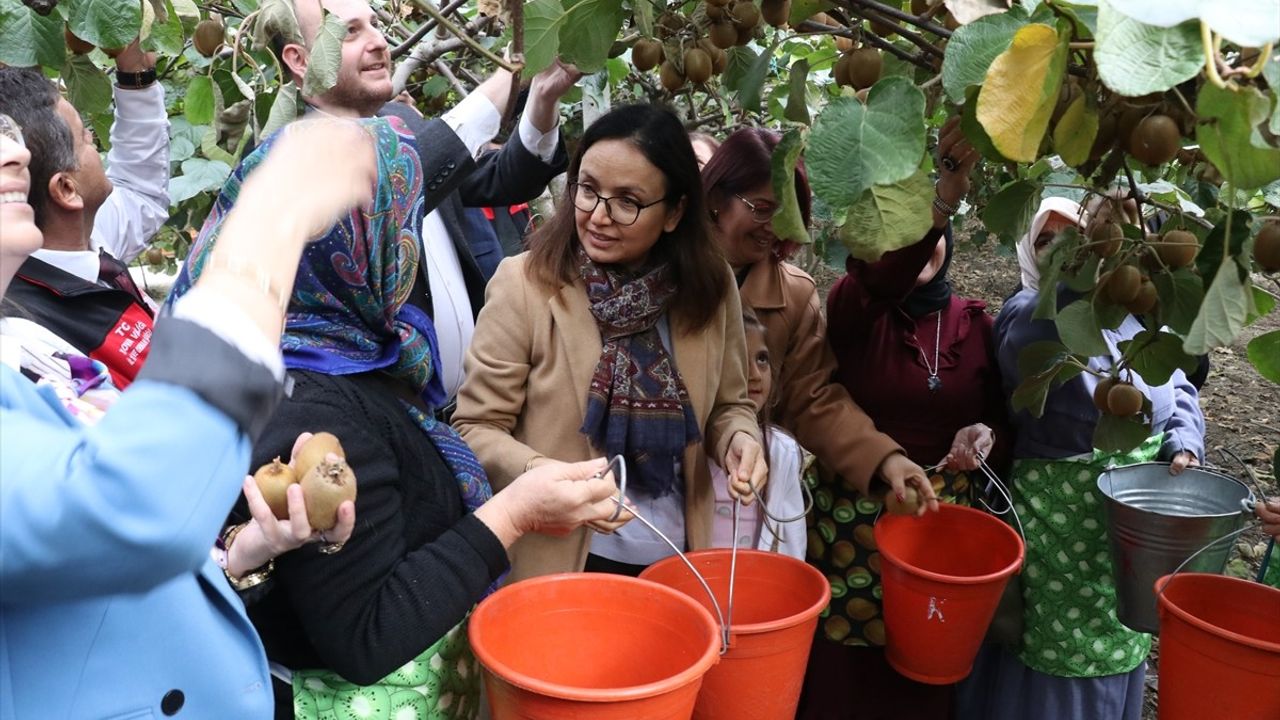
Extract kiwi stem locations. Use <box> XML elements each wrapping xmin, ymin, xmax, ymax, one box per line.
<box><xmin>1243</xmin><ymin>42</ymin><xmax>1272</xmax><ymax>79</ymax></box>
<box><xmin>419</xmin><ymin>0</ymin><xmax>518</xmax><ymax>72</ymax></box>
<box><xmin>844</xmin><ymin>4</ymin><xmax>945</xmax><ymax>58</ymax></box>
<box><xmin>390</xmin><ymin>0</ymin><xmax>468</xmax><ymax>59</ymax></box>
<box><xmin>1067</xmin><ymin>41</ymin><xmax>1094</xmax><ymax>50</ymax></box>
<box><xmin>840</xmin><ymin>0</ymin><xmax>953</xmax><ymax>39</ymax></box>
<box><xmin>1200</xmin><ymin>22</ymin><xmax>1229</xmax><ymax>89</ymax></box>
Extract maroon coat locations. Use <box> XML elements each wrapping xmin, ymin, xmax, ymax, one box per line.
<box><xmin>826</xmin><ymin>233</ymin><xmax>1009</xmax><ymax>470</ymax></box>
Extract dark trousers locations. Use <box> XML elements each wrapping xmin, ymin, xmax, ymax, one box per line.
<box><xmin>797</xmin><ymin>630</ymin><xmax>955</xmax><ymax>720</ymax></box>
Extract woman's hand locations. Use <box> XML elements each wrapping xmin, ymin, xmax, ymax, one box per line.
<box><xmin>1167</xmin><ymin>451</ymin><xmax>1199</xmax><ymax>475</ymax></box>
<box><xmin>724</xmin><ymin>431</ymin><xmax>769</xmax><ymax>505</ymax></box>
<box><xmin>477</xmin><ymin>458</ymin><xmax>634</xmax><ymax>546</ymax></box>
<box><xmin>1257</xmin><ymin>499</ymin><xmax>1280</xmax><ymax>538</ymax></box>
<box><xmin>226</xmin><ymin>433</ymin><xmax>356</xmax><ymax>577</ymax></box>
<box><xmin>943</xmin><ymin>424</ymin><xmax>995</xmax><ymax>472</ymax></box>
<box><xmin>876</xmin><ymin>452</ymin><xmax>940</xmax><ymax>516</ymax></box>
<box><xmin>934</xmin><ymin>117</ymin><xmax>980</xmax><ymax>226</ymax></box>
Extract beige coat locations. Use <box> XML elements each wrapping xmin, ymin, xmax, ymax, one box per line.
<box><xmin>740</xmin><ymin>260</ymin><xmax>900</xmax><ymax>494</ymax></box>
<box><xmin>454</xmin><ymin>254</ymin><xmax>761</xmax><ymax>581</ymax></box>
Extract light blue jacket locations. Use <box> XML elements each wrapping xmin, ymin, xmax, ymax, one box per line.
<box><xmin>0</xmin><ymin>365</ymin><xmax>274</xmax><ymax>719</ymax></box>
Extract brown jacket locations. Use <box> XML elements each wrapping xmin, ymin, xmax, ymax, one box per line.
<box><xmin>739</xmin><ymin>260</ymin><xmax>900</xmax><ymax>494</ymax></box>
<box><xmin>454</xmin><ymin>254</ymin><xmax>761</xmax><ymax>581</ymax></box>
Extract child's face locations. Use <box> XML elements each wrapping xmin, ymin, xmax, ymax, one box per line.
<box><xmin>745</xmin><ymin>327</ymin><xmax>772</xmax><ymax>413</ymax></box>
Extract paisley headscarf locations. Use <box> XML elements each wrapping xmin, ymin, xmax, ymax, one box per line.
<box><xmin>170</xmin><ymin>117</ymin><xmax>493</xmax><ymax>522</ymax></box>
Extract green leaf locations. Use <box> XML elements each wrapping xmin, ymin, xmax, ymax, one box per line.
<box><xmin>185</xmin><ymin>75</ymin><xmax>215</xmax><ymax>125</ymax></box>
<box><xmin>788</xmin><ymin>0</ymin><xmax>834</xmax><ymax>27</ymax></box>
<box><xmin>976</xmin><ymin>22</ymin><xmax>1069</xmax><ymax>162</ymax></box>
<box><xmin>145</xmin><ymin>0</ymin><xmax>185</xmax><ymax>56</ymax></box>
<box><xmin>67</xmin><ymin>0</ymin><xmax>143</xmax><ymax>50</ymax></box>
<box><xmin>721</xmin><ymin>46</ymin><xmax>758</xmax><ymax>94</ymax></box>
<box><xmin>1194</xmin><ymin>209</ymin><xmax>1252</xmax><ymax>279</ymax></box>
<box><xmin>633</xmin><ymin>0</ymin><xmax>653</xmax><ymax>36</ymax></box>
<box><xmin>837</xmin><ymin>167</ymin><xmax>935</xmax><ymax>262</ymax></box>
<box><xmin>1011</xmin><ymin>340</ymin><xmax>1080</xmax><ymax>417</ymax></box>
<box><xmin>62</xmin><ymin>55</ymin><xmax>113</xmax><ymax>114</ymax></box>
<box><xmin>523</xmin><ymin>0</ymin><xmax>565</xmax><ymax>77</ymax></box>
<box><xmin>785</xmin><ymin>58</ymin><xmax>811</xmax><ymax>125</ymax></box>
<box><xmin>1094</xmin><ymin>0</ymin><xmax>1202</xmax><ymax>97</ymax></box>
<box><xmin>1152</xmin><ymin>267</ymin><xmax>1204</xmax><ymax>335</ymax></box>
<box><xmin>1052</xmin><ymin>94</ymin><xmax>1098</xmax><ymax>168</ymax></box>
<box><xmin>169</xmin><ymin>157</ymin><xmax>232</xmax><ymax>204</ymax></box>
<box><xmin>1093</xmin><ymin>413</ymin><xmax>1152</xmax><ymax>454</ymax></box>
<box><xmin>1197</xmin><ymin>83</ymin><xmax>1280</xmax><ymax>191</ymax></box>
<box><xmin>261</xmin><ymin>84</ymin><xmax>297</xmax><ymax>139</ymax></box>
<box><xmin>808</xmin><ymin>77</ymin><xmax>927</xmax><ymax>210</ymax></box>
<box><xmin>1184</xmin><ymin>258</ymin><xmax>1251</xmax><ymax>355</ymax></box>
<box><xmin>770</xmin><ymin>127</ymin><xmax>811</xmax><ymax>246</ymax></box>
<box><xmin>1118</xmin><ymin>330</ymin><xmax>1198</xmax><ymax>386</ymax></box>
<box><xmin>738</xmin><ymin>39</ymin><xmax>781</xmax><ymax>113</ymax></box>
<box><xmin>1056</xmin><ymin>298</ymin><xmax>1110</xmax><ymax>356</ymax></box>
<box><xmin>253</xmin><ymin>0</ymin><xmax>302</xmax><ymax>48</ymax></box>
<box><xmin>941</xmin><ymin>6</ymin><xmax>1029</xmax><ymax>103</ymax></box>
<box><xmin>0</xmin><ymin>0</ymin><xmax>65</xmax><ymax>68</ymax></box>
<box><xmin>559</xmin><ymin>0</ymin><xmax>627</xmax><ymax>73</ymax></box>
<box><xmin>981</xmin><ymin>179</ymin><xmax>1042</xmax><ymax>243</ymax></box>
<box><xmin>302</xmin><ymin>12</ymin><xmax>345</xmax><ymax>97</ymax></box>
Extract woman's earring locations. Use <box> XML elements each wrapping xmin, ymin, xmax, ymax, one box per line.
<box><xmin>709</xmin><ymin>209</ymin><xmax>719</xmax><ymax>221</ymax></box>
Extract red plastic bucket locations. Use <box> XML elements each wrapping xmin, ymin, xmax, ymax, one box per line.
<box><xmin>1155</xmin><ymin>573</ymin><xmax>1280</xmax><ymax>720</ymax></box>
<box><xmin>468</xmin><ymin>573</ymin><xmax>720</xmax><ymax>719</ymax></box>
<box><xmin>874</xmin><ymin>503</ymin><xmax>1024</xmax><ymax>684</ymax></box>
<box><xmin>639</xmin><ymin>549</ymin><xmax>829</xmax><ymax>719</ymax></box>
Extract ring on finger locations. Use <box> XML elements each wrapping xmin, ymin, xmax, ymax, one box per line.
<box><xmin>941</xmin><ymin>155</ymin><xmax>959</xmax><ymax>172</ymax></box>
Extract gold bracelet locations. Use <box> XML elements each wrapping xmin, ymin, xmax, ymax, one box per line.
<box><xmin>219</xmin><ymin>522</ymin><xmax>275</xmax><ymax>591</ymax></box>
<box><xmin>207</xmin><ymin>253</ymin><xmax>290</xmax><ymax>314</ymax></box>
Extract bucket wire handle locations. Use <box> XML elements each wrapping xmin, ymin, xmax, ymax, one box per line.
<box><xmin>1153</xmin><ymin>521</ymin><xmax>1260</xmax><ymax>598</ymax></box>
<box><xmin>600</xmin><ymin>455</ymin><xmax>735</xmax><ymax>655</ymax></box>
<box><xmin>1214</xmin><ymin>447</ymin><xmax>1269</xmax><ymax>511</ymax></box>
<box><xmin>974</xmin><ymin>454</ymin><xmax>1026</xmax><ymax>541</ymax></box>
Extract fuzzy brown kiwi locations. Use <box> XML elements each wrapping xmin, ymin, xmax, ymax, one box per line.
<box><xmin>1125</xmin><ymin>278</ymin><xmax>1157</xmax><ymax>315</ymax></box>
<box><xmin>731</xmin><ymin>0</ymin><xmax>761</xmax><ymax>28</ymax></box>
<box><xmin>833</xmin><ymin>52</ymin><xmax>854</xmax><ymax>88</ymax></box>
<box><xmin>193</xmin><ymin>19</ymin><xmax>225</xmax><ymax>58</ymax></box>
<box><xmin>761</xmin><ymin>0</ymin><xmax>790</xmax><ymax>27</ymax></box>
<box><xmin>1155</xmin><ymin>229</ymin><xmax>1198</xmax><ymax>268</ymax></box>
<box><xmin>1090</xmin><ymin>221</ymin><xmax>1124</xmax><ymax>258</ymax></box>
<box><xmin>884</xmin><ymin>486</ymin><xmax>920</xmax><ymax>515</ymax></box>
<box><xmin>1255</xmin><ymin>222</ymin><xmax>1280</xmax><ymax>272</ymax></box>
<box><xmin>300</xmin><ymin>459</ymin><xmax>358</xmax><ymax>531</ymax></box>
<box><xmin>659</xmin><ymin>60</ymin><xmax>686</xmax><ymax>92</ymax></box>
<box><xmin>254</xmin><ymin>458</ymin><xmax>298</xmax><ymax>521</ymax></box>
<box><xmin>683</xmin><ymin>48</ymin><xmax>712</xmax><ymax>83</ymax></box>
<box><xmin>631</xmin><ymin>38</ymin><xmax>664</xmax><ymax>72</ymax></box>
<box><xmin>1128</xmin><ymin>114</ymin><xmax>1181</xmax><ymax>166</ymax></box>
<box><xmin>1093</xmin><ymin>377</ymin><xmax>1118</xmax><ymax>414</ymax></box>
<box><xmin>295</xmin><ymin>432</ymin><xmax>345</xmax><ymax>480</ymax></box>
<box><xmin>1106</xmin><ymin>383</ymin><xmax>1144</xmax><ymax>417</ymax></box>
<box><xmin>709</xmin><ymin>20</ymin><xmax>737</xmax><ymax>49</ymax></box>
<box><xmin>847</xmin><ymin>47</ymin><xmax>882</xmax><ymax>90</ymax></box>
<box><xmin>1105</xmin><ymin>264</ymin><xmax>1143</xmax><ymax>305</ymax></box>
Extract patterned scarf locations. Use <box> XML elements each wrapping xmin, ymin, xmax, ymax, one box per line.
<box><xmin>578</xmin><ymin>251</ymin><xmax>700</xmax><ymax>497</ymax></box>
<box><xmin>170</xmin><ymin>118</ymin><xmax>493</xmax><ymax>536</ymax></box>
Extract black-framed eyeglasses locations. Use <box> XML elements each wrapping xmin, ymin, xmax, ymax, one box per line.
<box><xmin>570</xmin><ymin>182</ymin><xmax>666</xmax><ymax>226</ymax></box>
<box><xmin>0</xmin><ymin>114</ymin><xmax>24</xmax><ymax>148</ymax></box>
<box><xmin>735</xmin><ymin>193</ymin><xmax>779</xmax><ymax>224</ymax></box>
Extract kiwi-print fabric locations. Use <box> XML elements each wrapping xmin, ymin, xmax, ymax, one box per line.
<box><xmin>293</xmin><ymin>620</ymin><xmax>480</xmax><ymax>720</ymax></box>
<box><xmin>1011</xmin><ymin>436</ymin><xmax>1162</xmax><ymax>678</ymax></box>
<box><xmin>805</xmin><ymin>466</ymin><xmax>975</xmax><ymax>646</ymax></box>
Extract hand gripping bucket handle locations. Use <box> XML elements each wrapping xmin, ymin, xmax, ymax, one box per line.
<box><xmin>598</xmin><ymin>455</ymin><xmax>814</xmax><ymax>655</ymax></box>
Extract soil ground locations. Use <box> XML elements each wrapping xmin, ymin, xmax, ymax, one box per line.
<box><xmin>796</xmin><ymin>224</ymin><xmax>1279</xmax><ymax>719</ymax></box>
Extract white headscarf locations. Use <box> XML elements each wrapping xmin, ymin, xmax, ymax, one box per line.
<box><xmin>1017</xmin><ymin>196</ymin><xmax>1083</xmax><ymax>291</ymax></box>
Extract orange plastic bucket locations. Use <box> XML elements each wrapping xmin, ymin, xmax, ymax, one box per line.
<box><xmin>468</xmin><ymin>573</ymin><xmax>719</xmax><ymax>720</ymax></box>
<box><xmin>874</xmin><ymin>503</ymin><xmax>1024</xmax><ymax>684</ymax></box>
<box><xmin>1155</xmin><ymin>573</ymin><xmax>1280</xmax><ymax>720</ymax></box>
<box><xmin>639</xmin><ymin>549</ymin><xmax>829</xmax><ymax>719</ymax></box>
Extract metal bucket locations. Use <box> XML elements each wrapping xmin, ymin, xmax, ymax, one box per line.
<box><xmin>1097</xmin><ymin>463</ymin><xmax>1255</xmax><ymax>634</ymax></box>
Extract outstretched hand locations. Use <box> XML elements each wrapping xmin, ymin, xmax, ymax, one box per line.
<box><xmin>877</xmin><ymin>452</ymin><xmax>940</xmax><ymax>516</ymax></box>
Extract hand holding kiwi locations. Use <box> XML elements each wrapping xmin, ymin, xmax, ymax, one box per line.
<box><xmin>876</xmin><ymin>452</ymin><xmax>939</xmax><ymax>516</ymax></box>
<box><xmin>245</xmin><ymin>432</ymin><xmax>358</xmax><ymax>557</ymax></box>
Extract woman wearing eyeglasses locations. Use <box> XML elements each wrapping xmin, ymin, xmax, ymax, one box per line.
<box><xmin>454</xmin><ymin>104</ymin><xmax>767</xmax><ymax>580</ymax></box>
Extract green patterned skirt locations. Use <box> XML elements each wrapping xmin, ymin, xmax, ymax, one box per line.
<box><xmin>292</xmin><ymin>620</ymin><xmax>480</xmax><ymax>720</ymax></box>
<box><xmin>1263</xmin><ymin>539</ymin><xmax>1280</xmax><ymax>589</ymax></box>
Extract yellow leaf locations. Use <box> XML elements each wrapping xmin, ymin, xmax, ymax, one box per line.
<box><xmin>1052</xmin><ymin>93</ymin><xmax>1099</xmax><ymax>168</ymax></box>
<box><xmin>976</xmin><ymin>23</ymin><xmax>1068</xmax><ymax>162</ymax></box>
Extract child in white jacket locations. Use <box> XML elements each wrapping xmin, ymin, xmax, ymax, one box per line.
<box><xmin>710</xmin><ymin>307</ymin><xmax>808</xmax><ymax>559</ymax></box>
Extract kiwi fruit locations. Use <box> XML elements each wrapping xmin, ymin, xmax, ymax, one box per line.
<box><xmin>301</xmin><ymin>459</ymin><xmax>358</xmax><ymax>531</ymax></box>
<box><xmin>853</xmin><ymin>524</ymin><xmax>876</xmax><ymax>549</ymax></box>
<box><xmin>632</xmin><ymin>38</ymin><xmax>664</xmax><ymax>72</ymax></box>
<box><xmin>1125</xmin><ymin>278</ymin><xmax>1158</xmax><ymax>315</ymax></box>
<box><xmin>866</xmin><ymin>552</ymin><xmax>882</xmax><ymax>574</ymax></box>
<box><xmin>193</xmin><ymin>19</ymin><xmax>225</xmax><ymax>58</ymax></box>
<box><xmin>731</xmin><ymin>0</ymin><xmax>761</xmax><ymax>29</ymax></box>
<box><xmin>1106</xmin><ymin>382</ymin><xmax>1144</xmax><ymax>417</ymax></box>
<box><xmin>698</xmin><ymin>39</ymin><xmax>728</xmax><ymax>73</ymax></box>
<box><xmin>868</xmin><ymin>17</ymin><xmax>898</xmax><ymax>38</ymax></box>
<box><xmin>1255</xmin><ymin>221</ymin><xmax>1280</xmax><ymax>272</ymax></box>
<box><xmin>253</xmin><ymin>458</ymin><xmax>298</xmax><ymax>520</ymax></box>
<box><xmin>1093</xmin><ymin>377</ymin><xmax>1118</xmax><ymax>414</ymax></box>
<box><xmin>144</xmin><ymin>247</ymin><xmax>166</xmax><ymax>266</ymax></box>
<box><xmin>1105</xmin><ymin>265</ymin><xmax>1143</xmax><ymax>305</ymax></box>
<box><xmin>847</xmin><ymin>47</ymin><xmax>882</xmax><ymax>90</ymax></box>
<box><xmin>911</xmin><ymin>0</ymin><xmax>930</xmax><ymax>14</ymax></box>
<box><xmin>1154</xmin><ymin>229</ymin><xmax>1198</xmax><ymax>268</ymax></box>
<box><xmin>1090</xmin><ymin>221</ymin><xmax>1124</xmax><ymax>258</ymax></box>
<box><xmin>387</xmin><ymin>690</ymin><xmax>429</xmax><ymax>716</ymax></box>
<box><xmin>295</xmin><ymin>431</ymin><xmax>345</xmax><ymax>480</ymax></box>
<box><xmin>64</xmin><ymin>26</ymin><xmax>95</xmax><ymax>55</ymax></box>
<box><xmin>709</xmin><ymin>20</ymin><xmax>738</xmax><ymax>49</ymax></box>
<box><xmin>684</xmin><ymin>47</ymin><xmax>712</xmax><ymax>83</ymax></box>
<box><xmin>657</xmin><ymin>11</ymin><xmax>685</xmax><ymax>34</ymax></box>
<box><xmin>807</xmin><ymin>529</ymin><xmax>825</xmax><ymax>559</ymax></box>
<box><xmin>762</xmin><ymin>0</ymin><xmax>790</xmax><ymax>27</ymax></box>
<box><xmin>833</xmin><ymin>53</ymin><xmax>853</xmax><ymax>88</ymax></box>
<box><xmin>705</xmin><ymin>1</ymin><xmax>727</xmax><ymax>20</ymax></box>
<box><xmin>659</xmin><ymin>60</ymin><xmax>686</xmax><ymax>92</ymax></box>
<box><xmin>1128</xmin><ymin>114</ymin><xmax>1180</xmax><ymax>166</ymax></box>
<box><xmin>846</xmin><ymin>566</ymin><xmax>873</xmax><ymax>588</ymax></box>
<box><xmin>884</xmin><ymin>486</ymin><xmax>920</xmax><ymax>515</ymax></box>
<box><xmin>735</xmin><ymin>22</ymin><xmax>756</xmax><ymax>45</ymax></box>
